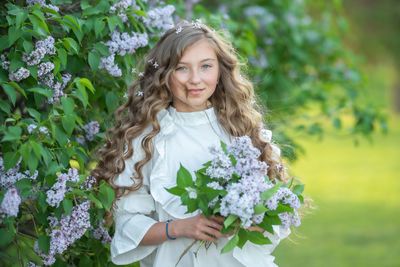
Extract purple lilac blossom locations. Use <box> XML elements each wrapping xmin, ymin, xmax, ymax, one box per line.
<box><xmin>109</xmin><ymin>0</ymin><xmax>141</xmax><ymax>23</ymax></box>
<box><xmin>227</xmin><ymin>136</ymin><xmax>261</xmax><ymax>160</ymax></box>
<box><xmin>67</xmin><ymin>168</ymin><xmax>80</xmax><ymax>183</ymax></box>
<box><xmin>0</xmin><ymin>187</ymin><xmax>21</xmax><ymax>217</ymax></box>
<box><xmin>0</xmin><ymin>156</ymin><xmax>38</xmax><ymax>189</ymax></box>
<box><xmin>105</xmin><ymin>30</ymin><xmax>148</xmax><ymax>56</ymax></box>
<box><xmin>37</xmin><ymin>62</ymin><xmax>54</xmax><ymax>77</ymax></box>
<box><xmin>46</xmin><ymin>174</ymin><xmax>67</xmax><ymax>207</ymax></box>
<box><xmin>27</xmin><ymin>124</ymin><xmax>37</xmax><ymax>134</ymax></box>
<box><xmin>205</xmin><ymin>146</ymin><xmax>234</xmax><ymax>180</ymax></box>
<box><xmin>40</xmin><ymin>72</ymin><xmax>71</xmax><ymax>104</ymax></box>
<box><xmin>1</xmin><ymin>53</ymin><xmax>10</xmax><ymax>70</ymax></box>
<box><xmin>36</xmin><ymin>201</ymin><xmax>91</xmax><ymax>265</ymax></box>
<box><xmin>93</xmin><ymin>221</ymin><xmax>112</xmax><ymax>244</ymax></box>
<box><xmin>22</xmin><ymin>47</ymin><xmax>46</xmax><ymax>66</ymax></box>
<box><xmin>80</xmin><ymin>176</ymin><xmax>96</xmax><ymax>190</ymax></box>
<box><xmin>27</xmin><ymin>0</ymin><xmax>59</xmax><ymax>15</ymax></box>
<box><xmin>83</xmin><ymin>121</ymin><xmax>99</xmax><ymax>141</ymax></box>
<box><xmin>98</xmin><ymin>54</ymin><xmax>122</xmax><ymax>77</ymax></box>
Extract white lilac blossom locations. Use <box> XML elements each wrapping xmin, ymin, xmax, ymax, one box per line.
<box><xmin>227</xmin><ymin>136</ymin><xmax>261</xmax><ymax>160</ymax></box>
<box><xmin>205</xmin><ymin>146</ymin><xmax>234</xmax><ymax>180</ymax></box>
<box><xmin>109</xmin><ymin>0</ymin><xmax>140</xmax><ymax>23</ymax></box>
<box><xmin>67</xmin><ymin>168</ymin><xmax>79</xmax><ymax>183</ymax></box>
<box><xmin>99</xmin><ymin>54</ymin><xmax>122</xmax><ymax>77</ymax></box>
<box><xmin>35</xmin><ymin>201</ymin><xmax>91</xmax><ymax>265</ymax></box>
<box><xmin>186</xmin><ymin>187</ymin><xmax>197</xmax><ymax>199</ymax></box>
<box><xmin>83</xmin><ymin>121</ymin><xmax>99</xmax><ymax>141</ymax></box>
<box><xmin>264</xmin><ymin>187</ymin><xmax>301</xmax><ymax>211</ymax></box>
<box><xmin>176</xmin><ymin>26</ymin><xmax>183</xmax><ymax>34</ymax></box>
<box><xmin>138</xmin><ymin>72</ymin><xmax>144</xmax><ymax>77</ymax></box>
<box><xmin>35</xmin><ymin>36</ymin><xmax>56</xmax><ymax>55</ymax></box>
<box><xmin>27</xmin><ymin>0</ymin><xmax>59</xmax><ymax>15</ymax></box>
<box><xmin>22</xmin><ymin>47</ymin><xmax>46</xmax><ymax>66</ymax></box>
<box><xmin>0</xmin><ymin>187</ymin><xmax>21</xmax><ymax>217</ymax></box>
<box><xmin>9</xmin><ymin>67</ymin><xmax>30</xmax><ymax>82</ymax></box>
<box><xmin>40</xmin><ymin>72</ymin><xmax>71</xmax><ymax>104</ymax></box>
<box><xmin>46</xmin><ymin>174</ymin><xmax>67</xmax><ymax>207</ymax></box>
<box><xmin>39</xmin><ymin>126</ymin><xmax>49</xmax><ymax>134</ymax></box>
<box><xmin>278</xmin><ymin>210</ymin><xmax>301</xmax><ymax>229</ymax></box>
<box><xmin>0</xmin><ymin>156</ymin><xmax>38</xmax><ymax>189</ymax></box>
<box><xmin>37</xmin><ymin>62</ymin><xmax>54</xmax><ymax>77</ymax></box>
<box><xmin>105</xmin><ymin>30</ymin><xmax>148</xmax><ymax>56</ymax></box>
<box><xmin>1</xmin><ymin>53</ymin><xmax>10</xmax><ymax>70</ymax></box>
<box><xmin>27</xmin><ymin>124</ymin><xmax>37</xmax><ymax>134</ymax></box>
<box><xmin>192</xmin><ymin>18</ymin><xmax>202</xmax><ymax>29</ymax></box>
<box><xmin>27</xmin><ymin>262</ymin><xmax>40</xmax><ymax>267</ymax></box>
<box><xmin>142</xmin><ymin>5</ymin><xmax>175</xmax><ymax>32</ymax></box>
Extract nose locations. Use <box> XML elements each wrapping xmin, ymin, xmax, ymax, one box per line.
<box><xmin>189</xmin><ymin>69</ymin><xmax>201</xmax><ymax>85</ymax></box>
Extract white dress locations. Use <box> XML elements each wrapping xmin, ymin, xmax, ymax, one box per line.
<box><xmin>110</xmin><ymin>106</ymin><xmax>290</xmax><ymax>267</ymax></box>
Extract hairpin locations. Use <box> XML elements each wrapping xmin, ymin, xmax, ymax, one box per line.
<box><xmin>153</xmin><ymin>61</ymin><xmax>159</xmax><ymax>68</ymax></box>
<box><xmin>148</xmin><ymin>58</ymin><xmax>154</xmax><ymax>64</ymax></box>
<box><xmin>136</xmin><ymin>91</ymin><xmax>144</xmax><ymax>96</ymax></box>
<box><xmin>176</xmin><ymin>26</ymin><xmax>183</xmax><ymax>34</ymax></box>
<box><xmin>192</xmin><ymin>19</ymin><xmax>202</xmax><ymax>29</ymax></box>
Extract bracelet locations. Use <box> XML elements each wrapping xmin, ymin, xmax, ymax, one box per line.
<box><xmin>166</xmin><ymin>219</ymin><xmax>176</xmax><ymax>240</ymax></box>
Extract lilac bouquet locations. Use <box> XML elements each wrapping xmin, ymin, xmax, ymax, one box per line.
<box><xmin>167</xmin><ymin>136</ymin><xmax>305</xmax><ymax>254</ymax></box>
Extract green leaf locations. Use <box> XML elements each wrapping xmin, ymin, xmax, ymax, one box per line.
<box><xmin>28</xmin><ymin>152</ymin><xmax>39</xmax><ymax>174</ymax></box>
<box><xmin>176</xmin><ymin>164</ymin><xmax>194</xmax><ymax>188</ymax></box>
<box><xmin>61</xmin><ymin>97</ymin><xmax>74</xmax><ymax>114</ymax></box>
<box><xmin>15</xmin><ymin>9</ymin><xmax>28</xmax><ymax>28</ymax></box>
<box><xmin>254</xmin><ymin>203</ymin><xmax>269</xmax><ymax>214</ymax></box>
<box><xmin>220</xmin><ymin>141</ymin><xmax>228</xmax><ymax>154</ymax></box>
<box><xmin>8</xmin><ymin>26</ymin><xmax>23</xmax><ymax>46</ymax></box>
<box><xmin>98</xmin><ymin>180</ymin><xmax>115</xmax><ymax>211</ymax></box>
<box><xmin>27</xmin><ymin>107</ymin><xmax>41</xmax><ymax>121</ymax></box>
<box><xmin>221</xmin><ymin>232</ymin><xmax>239</xmax><ymax>254</ymax></box>
<box><xmin>63</xmin><ymin>37</ymin><xmax>79</xmax><ymax>54</ymax></box>
<box><xmin>266</xmin><ymin>203</ymin><xmax>292</xmax><ymax>216</ymax></box>
<box><xmin>38</xmin><ymin>191</ymin><xmax>48</xmax><ymax>212</ymax></box>
<box><xmin>260</xmin><ymin>183</ymin><xmax>280</xmax><ymax>201</ymax></box>
<box><xmin>292</xmin><ymin>184</ymin><xmax>305</xmax><ymax>196</ymax></box>
<box><xmin>94</xmin><ymin>43</ymin><xmax>110</xmax><ymax>56</ymax></box>
<box><xmin>55</xmin><ymin>124</ymin><xmax>68</xmax><ymax>146</ymax></box>
<box><xmin>247</xmin><ymin>230</ymin><xmax>272</xmax><ymax>245</ymax></box>
<box><xmin>9</xmin><ymin>81</ymin><xmax>27</xmax><ymax>99</ymax></box>
<box><xmin>23</xmin><ymin>40</ymin><xmax>34</xmax><ymax>53</ymax></box>
<box><xmin>88</xmin><ymin>51</ymin><xmax>100</xmax><ymax>72</ymax></box>
<box><xmin>62</xmin><ymin>114</ymin><xmax>75</xmax><ymax>136</ymax></box>
<box><xmin>79</xmin><ymin>78</ymin><xmax>95</xmax><ymax>93</ymax></box>
<box><xmin>14</xmin><ymin>178</ymin><xmax>32</xmax><ymax>198</ymax></box>
<box><xmin>30</xmin><ymin>140</ymin><xmax>42</xmax><ymax>159</ymax></box>
<box><xmin>57</xmin><ymin>47</ymin><xmax>67</xmax><ymax>68</ymax></box>
<box><xmin>105</xmin><ymin>91</ymin><xmax>119</xmax><ymax>113</ymax></box>
<box><xmin>165</xmin><ymin>186</ymin><xmax>186</xmax><ymax>196</ymax></box>
<box><xmin>38</xmin><ymin>235</ymin><xmax>50</xmax><ymax>254</ymax></box>
<box><xmin>73</xmin><ymin>81</ymin><xmax>88</xmax><ymax>108</ymax></box>
<box><xmin>0</xmin><ymin>99</ymin><xmax>10</xmax><ymax>114</ymax></box>
<box><xmin>0</xmin><ymin>35</ymin><xmax>10</xmax><ymax>51</ymax></box>
<box><xmin>0</xmin><ymin>228</ymin><xmax>14</xmax><ymax>246</ymax></box>
<box><xmin>237</xmin><ymin>228</ymin><xmax>249</xmax><ymax>248</ymax></box>
<box><xmin>28</xmin><ymin>87</ymin><xmax>54</xmax><ymax>98</ymax></box>
<box><xmin>62</xmin><ymin>199</ymin><xmax>73</xmax><ymax>215</ymax></box>
<box><xmin>94</xmin><ymin>19</ymin><xmax>105</xmax><ymax>37</ymax></box>
<box><xmin>224</xmin><ymin>214</ymin><xmax>238</xmax><ymax>228</ymax></box>
<box><xmin>332</xmin><ymin>117</ymin><xmax>342</xmax><ymax>129</ymax></box>
<box><xmin>88</xmin><ymin>193</ymin><xmax>103</xmax><ymax>209</ymax></box>
<box><xmin>107</xmin><ymin>16</ymin><xmax>118</xmax><ymax>32</ymax></box>
<box><xmin>2</xmin><ymin>83</ymin><xmax>16</xmax><ymax>106</ymax></box>
<box><xmin>2</xmin><ymin>126</ymin><xmax>21</xmax><ymax>142</ymax></box>
<box><xmin>19</xmin><ymin>143</ymin><xmax>31</xmax><ymax>166</ymax></box>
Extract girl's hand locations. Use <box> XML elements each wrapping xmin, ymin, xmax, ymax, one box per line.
<box><xmin>247</xmin><ymin>226</ymin><xmax>265</xmax><ymax>233</ymax></box>
<box><xmin>170</xmin><ymin>214</ymin><xmax>230</xmax><ymax>242</ymax></box>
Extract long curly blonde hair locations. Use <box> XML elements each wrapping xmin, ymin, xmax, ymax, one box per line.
<box><xmin>91</xmin><ymin>21</ymin><xmax>287</xmax><ymax>208</ymax></box>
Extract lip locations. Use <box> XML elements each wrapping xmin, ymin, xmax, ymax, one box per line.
<box><xmin>188</xmin><ymin>88</ymin><xmax>205</xmax><ymax>95</ymax></box>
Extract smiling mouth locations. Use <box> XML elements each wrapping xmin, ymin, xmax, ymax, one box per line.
<box><xmin>188</xmin><ymin>88</ymin><xmax>204</xmax><ymax>95</ymax></box>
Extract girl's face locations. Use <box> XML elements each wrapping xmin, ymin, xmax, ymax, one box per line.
<box><xmin>170</xmin><ymin>39</ymin><xmax>219</xmax><ymax>112</ymax></box>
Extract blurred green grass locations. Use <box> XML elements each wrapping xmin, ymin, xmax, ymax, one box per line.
<box><xmin>274</xmin><ymin>111</ymin><xmax>400</xmax><ymax>266</ymax></box>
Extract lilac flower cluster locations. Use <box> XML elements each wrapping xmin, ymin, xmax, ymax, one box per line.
<box><xmin>22</xmin><ymin>36</ymin><xmax>56</xmax><ymax>66</ymax></box>
<box><xmin>0</xmin><ymin>187</ymin><xmax>21</xmax><ymax>217</ymax></box>
<box><xmin>92</xmin><ymin>220</ymin><xmax>112</xmax><ymax>244</ymax></box>
<box><xmin>80</xmin><ymin>176</ymin><xmax>97</xmax><ymax>190</ymax></box>
<box><xmin>1</xmin><ymin>53</ymin><xmax>10</xmax><ymax>70</ymax></box>
<box><xmin>98</xmin><ymin>54</ymin><xmax>122</xmax><ymax>77</ymax></box>
<box><xmin>142</xmin><ymin>5</ymin><xmax>175</xmax><ymax>32</ymax></box>
<box><xmin>27</xmin><ymin>124</ymin><xmax>49</xmax><ymax>135</ymax></box>
<box><xmin>109</xmin><ymin>0</ymin><xmax>140</xmax><ymax>23</ymax></box>
<box><xmin>83</xmin><ymin>121</ymin><xmax>99</xmax><ymax>141</ymax></box>
<box><xmin>0</xmin><ymin>156</ymin><xmax>38</xmax><ymax>189</ymax></box>
<box><xmin>9</xmin><ymin>67</ymin><xmax>30</xmax><ymax>82</ymax></box>
<box><xmin>35</xmin><ymin>201</ymin><xmax>91</xmax><ymax>265</ymax></box>
<box><xmin>26</xmin><ymin>0</ymin><xmax>59</xmax><ymax>14</ymax></box>
<box><xmin>204</xmin><ymin>136</ymin><xmax>302</xmax><ymax>229</ymax></box>
<box><xmin>40</xmin><ymin>72</ymin><xmax>71</xmax><ymax>104</ymax></box>
<box><xmin>46</xmin><ymin>168</ymin><xmax>80</xmax><ymax>207</ymax></box>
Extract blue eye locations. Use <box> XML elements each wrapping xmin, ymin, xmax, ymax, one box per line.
<box><xmin>202</xmin><ymin>64</ymin><xmax>212</xmax><ymax>69</ymax></box>
<box><xmin>176</xmin><ymin>66</ymin><xmax>186</xmax><ymax>71</ymax></box>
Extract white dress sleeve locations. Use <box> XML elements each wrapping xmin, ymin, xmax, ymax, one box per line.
<box><xmin>110</xmin><ymin>132</ymin><xmax>159</xmax><ymax>265</ymax></box>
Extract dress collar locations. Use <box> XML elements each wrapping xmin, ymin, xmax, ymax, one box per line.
<box><xmin>166</xmin><ymin>105</ymin><xmax>217</xmax><ymax>126</ymax></box>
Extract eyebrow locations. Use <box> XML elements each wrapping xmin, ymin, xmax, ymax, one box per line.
<box><xmin>178</xmin><ymin>58</ymin><xmax>216</xmax><ymax>64</ymax></box>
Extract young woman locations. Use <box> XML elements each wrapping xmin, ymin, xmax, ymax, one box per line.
<box><xmin>92</xmin><ymin>21</ymin><xmax>290</xmax><ymax>267</ymax></box>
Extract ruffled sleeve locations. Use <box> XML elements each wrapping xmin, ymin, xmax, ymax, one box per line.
<box><xmin>110</xmin><ymin>129</ymin><xmax>158</xmax><ymax>265</ymax></box>
<box><xmin>233</xmin><ymin>225</ymin><xmax>291</xmax><ymax>267</ymax></box>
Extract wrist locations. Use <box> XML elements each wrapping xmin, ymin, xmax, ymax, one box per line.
<box><xmin>167</xmin><ymin>219</ymin><xmax>180</xmax><ymax>239</ymax></box>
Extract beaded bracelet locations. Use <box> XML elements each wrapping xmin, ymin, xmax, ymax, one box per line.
<box><xmin>166</xmin><ymin>219</ymin><xmax>176</xmax><ymax>240</ymax></box>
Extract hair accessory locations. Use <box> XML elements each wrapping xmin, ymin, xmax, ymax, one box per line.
<box><xmin>166</xmin><ymin>219</ymin><xmax>176</xmax><ymax>240</ymax></box>
<box><xmin>138</xmin><ymin>72</ymin><xmax>144</xmax><ymax>77</ymax></box>
<box><xmin>176</xmin><ymin>26</ymin><xmax>183</xmax><ymax>34</ymax></box>
<box><xmin>131</xmin><ymin>68</ymin><xmax>136</xmax><ymax>73</ymax></box>
<box><xmin>136</xmin><ymin>91</ymin><xmax>143</xmax><ymax>96</ymax></box>
<box><xmin>153</xmin><ymin>61</ymin><xmax>159</xmax><ymax>68</ymax></box>
<box><xmin>148</xmin><ymin>58</ymin><xmax>154</xmax><ymax>64</ymax></box>
<box><xmin>192</xmin><ymin>18</ymin><xmax>202</xmax><ymax>29</ymax></box>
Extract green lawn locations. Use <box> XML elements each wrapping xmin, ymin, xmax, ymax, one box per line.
<box><xmin>274</xmin><ymin>114</ymin><xmax>400</xmax><ymax>267</ymax></box>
